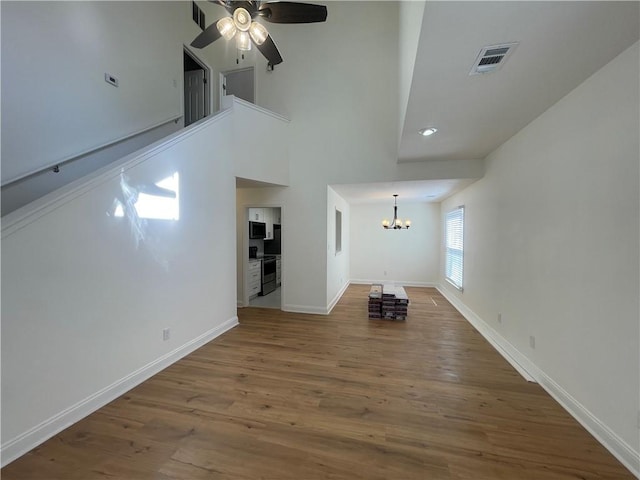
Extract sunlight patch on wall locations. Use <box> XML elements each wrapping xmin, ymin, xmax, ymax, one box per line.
<box><xmin>114</xmin><ymin>172</ymin><xmax>180</xmax><ymax>221</ymax></box>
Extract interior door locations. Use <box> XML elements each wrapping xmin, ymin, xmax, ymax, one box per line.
<box><xmin>184</xmin><ymin>70</ymin><xmax>205</xmax><ymax>126</ymax></box>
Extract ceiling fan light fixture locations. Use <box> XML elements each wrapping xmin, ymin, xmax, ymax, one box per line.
<box><xmin>236</xmin><ymin>31</ymin><xmax>252</xmax><ymax>51</ymax></box>
<box><xmin>190</xmin><ymin>2</ymin><xmax>327</xmax><ymax>66</ymax></box>
<box><xmin>249</xmin><ymin>22</ymin><xmax>268</xmax><ymax>45</ymax></box>
<box><xmin>419</xmin><ymin>127</ymin><xmax>438</xmax><ymax>137</ymax></box>
<box><xmin>217</xmin><ymin>17</ymin><xmax>237</xmax><ymax>40</ymax></box>
<box><xmin>233</xmin><ymin>7</ymin><xmax>252</xmax><ymax>32</ymax></box>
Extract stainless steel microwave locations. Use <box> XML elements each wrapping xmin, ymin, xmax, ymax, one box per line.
<box><xmin>249</xmin><ymin>221</ymin><xmax>266</xmax><ymax>239</ymax></box>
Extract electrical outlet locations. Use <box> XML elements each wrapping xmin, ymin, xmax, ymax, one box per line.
<box><xmin>497</xmin><ymin>313</ymin><xmax>502</xmax><ymax>324</ymax></box>
<box><xmin>529</xmin><ymin>335</ymin><xmax>536</xmax><ymax>349</ymax></box>
<box><xmin>384</xmin><ymin>271</ymin><xmax>387</xmax><ymax>276</ymax></box>
<box><xmin>163</xmin><ymin>328</ymin><xmax>170</xmax><ymax>341</ymax></box>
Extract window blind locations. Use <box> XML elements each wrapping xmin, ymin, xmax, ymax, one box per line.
<box><xmin>445</xmin><ymin>206</ymin><xmax>464</xmax><ymax>291</ymax></box>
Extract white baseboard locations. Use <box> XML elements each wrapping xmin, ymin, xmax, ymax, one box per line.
<box><xmin>436</xmin><ymin>285</ymin><xmax>536</xmax><ymax>382</ymax></box>
<box><xmin>436</xmin><ymin>285</ymin><xmax>640</xmax><ymax>478</ymax></box>
<box><xmin>1</xmin><ymin>316</ymin><xmax>239</xmax><ymax>468</ymax></box>
<box><xmin>327</xmin><ymin>281</ymin><xmax>350</xmax><ymax>314</ymax></box>
<box><xmin>539</xmin><ymin>370</ymin><xmax>640</xmax><ymax>478</ymax></box>
<box><xmin>283</xmin><ymin>280</ymin><xmax>350</xmax><ymax>315</ymax></box>
<box><xmin>350</xmin><ymin>279</ymin><xmax>437</xmax><ymax>288</ymax></box>
<box><xmin>283</xmin><ymin>304</ymin><xmax>330</xmax><ymax>315</ymax></box>
<box><xmin>283</xmin><ymin>281</ymin><xmax>436</xmax><ymax>315</ymax></box>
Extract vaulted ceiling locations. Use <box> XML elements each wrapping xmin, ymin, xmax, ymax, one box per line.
<box><xmin>336</xmin><ymin>1</ymin><xmax>639</xmax><ymax>203</ymax></box>
<box><xmin>398</xmin><ymin>1</ymin><xmax>639</xmax><ymax>164</ymax></box>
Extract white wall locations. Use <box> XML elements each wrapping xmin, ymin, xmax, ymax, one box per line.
<box><xmin>350</xmin><ymin>201</ymin><xmax>440</xmax><ymax>286</ymax></box>
<box><xmin>225</xmin><ymin>97</ymin><xmax>290</xmax><ymax>186</ymax></box>
<box><xmin>1</xmin><ymin>111</ymin><xmax>239</xmax><ymax>466</ymax></box>
<box><xmin>225</xmin><ymin>2</ymin><xmax>482</xmax><ymax>313</ymax></box>
<box><xmin>0</xmin><ymin>1</ymin><xmax>199</xmax><ymax>184</ymax></box>
<box><xmin>439</xmin><ymin>42</ymin><xmax>640</xmax><ymax>473</ymax></box>
<box><xmin>326</xmin><ymin>187</ymin><xmax>350</xmax><ymax>311</ymax></box>
<box><xmin>0</xmin><ymin>1</ymin><xmax>219</xmax><ymax>213</ymax></box>
<box><xmin>1</xmin><ymin>121</ymin><xmax>181</xmax><ymax>215</ymax></box>
<box><xmin>2</xmin><ymin>0</ymin><xmax>484</xmax><ymax>315</ymax></box>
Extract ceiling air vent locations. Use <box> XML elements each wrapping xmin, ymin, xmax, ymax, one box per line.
<box><xmin>469</xmin><ymin>42</ymin><xmax>518</xmax><ymax>75</ymax></box>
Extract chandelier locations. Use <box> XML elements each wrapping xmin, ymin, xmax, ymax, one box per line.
<box><xmin>382</xmin><ymin>194</ymin><xmax>411</xmax><ymax>229</ymax></box>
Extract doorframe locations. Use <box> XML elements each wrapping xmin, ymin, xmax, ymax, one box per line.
<box><xmin>183</xmin><ymin>45</ymin><xmax>213</xmax><ymax>120</ymax></box>
<box><xmin>241</xmin><ymin>203</ymin><xmax>284</xmax><ymax>310</ymax></box>
<box><xmin>219</xmin><ymin>66</ymin><xmax>256</xmax><ymax>106</ymax></box>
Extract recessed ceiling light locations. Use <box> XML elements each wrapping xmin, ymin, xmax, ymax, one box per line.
<box><xmin>419</xmin><ymin>127</ymin><xmax>438</xmax><ymax>136</ymax></box>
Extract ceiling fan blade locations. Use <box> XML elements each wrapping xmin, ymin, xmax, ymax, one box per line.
<box><xmin>255</xmin><ymin>34</ymin><xmax>283</xmax><ymax>65</ymax></box>
<box><xmin>191</xmin><ymin>21</ymin><xmax>223</xmax><ymax>48</ymax></box>
<box><xmin>215</xmin><ymin>1</ymin><xmax>256</xmax><ymax>15</ymax></box>
<box><xmin>258</xmin><ymin>2</ymin><xmax>327</xmax><ymax>23</ymax></box>
<box><xmin>212</xmin><ymin>0</ymin><xmax>235</xmax><ymax>15</ymax></box>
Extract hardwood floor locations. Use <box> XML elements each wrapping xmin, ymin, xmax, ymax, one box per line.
<box><xmin>2</xmin><ymin>285</ymin><xmax>634</xmax><ymax>479</ymax></box>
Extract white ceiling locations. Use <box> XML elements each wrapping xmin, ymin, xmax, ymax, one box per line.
<box><xmin>338</xmin><ymin>1</ymin><xmax>638</xmax><ymax>205</ymax></box>
<box><xmin>330</xmin><ymin>179</ymin><xmax>476</xmax><ymax>204</ymax></box>
<box><xmin>398</xmin><ymin>1</ymin><xmax>639</xmax><ymax>163</ymax></box>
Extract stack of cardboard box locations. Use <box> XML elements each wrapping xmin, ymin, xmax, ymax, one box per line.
<box><xmin>368</xmin><ymin>284</ymin><xmax>383</xmax><ymax>319</ymax></box>
<box><xmin>369</xmin><ymin>284</ymin><xmax>408</xmax><ymax>321</ymax></box>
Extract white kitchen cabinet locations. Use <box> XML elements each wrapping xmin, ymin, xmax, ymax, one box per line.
<box><xmin>249</xmin><ymin>208</ymin><xmax>264</xmax><ymax>223</ymax></box>
<box><xmin>249</xmin><ymin>207</ymin><xmax>278</xmax><ymax>239</ymax></box>
<box><xmin>264</xmin><ymin>208</ymin><xmax>273</xmax><ymax>240</ymax></box>
<box><xmin>248</xmin><ymin>259</ymin><xmax>262</xmax><ymax>298</ymax></box>
<box><xmin>274</xmin><ymin>207</ymin><xmax>281</xmax><ymax>225</ymax></box>
<box><xmin>276</xmin><ymin>255</ymin><xmax>281</xmax><ymax>286</ymax></box>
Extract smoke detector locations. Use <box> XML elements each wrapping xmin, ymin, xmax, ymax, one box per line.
<box><xmin>469</xmin><ymin>42</ymin><xmax>519</xmax><ymax>75</ymax></box>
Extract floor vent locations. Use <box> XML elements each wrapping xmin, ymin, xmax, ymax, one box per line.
<box><xmin>469</xmin><ymin>42</ymin><xmax>518</xmax><ymax>75</ymax></box>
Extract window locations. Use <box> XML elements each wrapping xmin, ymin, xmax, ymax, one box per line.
<box><xmin>445</xmin><ymin>206</ymin><xmax>464</xmax><ymax>291</ymax></box>
<box><xmin>335</xmin><ymin>209</ymin><xmax>342</xmax><ymax>254</ymax></box>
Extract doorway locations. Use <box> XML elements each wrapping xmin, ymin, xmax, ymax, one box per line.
<box><xmin>220</xmin><ymin>67</ymin><xmax>255</xmax><ymax>104</ymax></box>
<box><xmin>183</xmin><ymin>47</ymin><xmax>211</xmax><ymax>126</ymax></box>
<box><xmin>243</xmin><ymin>205</ymin><xmax>283</xmax><ymax>309</ymax></box>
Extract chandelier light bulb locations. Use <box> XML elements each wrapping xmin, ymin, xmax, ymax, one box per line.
<box><xmin>217</xmin><ymin>17</ymin><xmax>237</xmax><ymax>40</ymax></box>
<box><xmin>236</xmin><ymin>31</ymin><xmax>252</xmax><ymax>51</ymax></box>
<box><xmin>233</xmin><ymin>7</ymin><xmax>252</xmax><ymax>31</ymax></box>
<box><xmin>249</xmin><ymin>21</ymin><xmax>268</xmax><ymax>45</ymax></box>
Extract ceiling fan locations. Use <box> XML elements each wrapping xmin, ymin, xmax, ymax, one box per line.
<box><xmin>191</xmin><ymin>1</ymin><xmax>327</xmax><ymax>67</ymax></box>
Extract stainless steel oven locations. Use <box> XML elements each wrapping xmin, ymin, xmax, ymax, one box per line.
<box><xmin>260</xmin><ymin>256</ymin><xmax>276</xmax><ymax>296</ymax></box>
